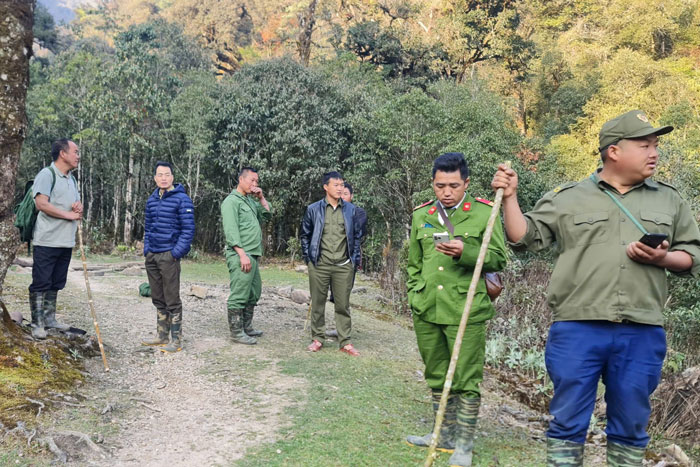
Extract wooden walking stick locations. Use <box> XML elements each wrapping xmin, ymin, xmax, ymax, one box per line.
<box><xmin>424</xmin><ymin>161</ymin><xmax>511</xmax><ymax>467</ymax></box>
<box><xmin>77</xmin><ymin>222</ymin><xmax>109</xmax><ymax>372</ymax></box>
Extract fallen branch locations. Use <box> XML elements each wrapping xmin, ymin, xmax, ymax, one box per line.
<box><xmin>129</xmin><ymin>398</ymin><xmax>161</xmax><ymax>412</ymax></box>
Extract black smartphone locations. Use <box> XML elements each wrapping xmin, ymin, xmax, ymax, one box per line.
<box><xmin>639</xmin><ymin>233</ymin><xmax>668</xmax><ymax>248</ymax></box>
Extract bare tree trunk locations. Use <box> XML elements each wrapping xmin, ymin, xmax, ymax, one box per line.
<box><xmin>123</xmin><ymin>148</ymin><xmax>134</xmax><ymax>245</ymax></box>
<box><xmin>518</xmin><ymin>83</ymin><xmax>527</xmax><ymax>135</ymax></box>
<box><xmin>297</xmin><ymin>0</ymin><xmax>318</xmax><ymax>66</ymax></box>
<box><xmin>113</xmin><ymin>183</ymin><xmax>120</xmax><ymax>244</ymax></box>
<box><xmin>0</xmin><ymin>0</ymin><xmax>34</xmax><ymax>295</ymax></box>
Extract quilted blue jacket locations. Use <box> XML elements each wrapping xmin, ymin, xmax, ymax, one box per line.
<box><xmin>143</xmin><ymin>184</ymin><xmax>195</xmax><ymax>259</ymax></box>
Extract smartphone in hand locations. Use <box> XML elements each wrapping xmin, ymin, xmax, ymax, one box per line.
<box><xmin>433</xmin><ymin>232</ymin><xmax>450</xmax><ymax>245</ymax></box>
<box><xmin>639</xmin><ymin>233</ymin><xmax>668</xmax><ymax>248</ymax></box>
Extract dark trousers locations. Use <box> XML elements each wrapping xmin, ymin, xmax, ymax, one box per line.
<box><xmin>545</xmin><ymin>320</ymin><xmax>666</xmax><ymax>447</ymax></box>
<box><xmin>145</xmin><ymin>251</ymin><xmax>182</xmax><ymax>328</ymax></box>
<box><xmin>29</xmin><ymin>246</ymin><xmax>73</xmax><ymax>292</ymax></box>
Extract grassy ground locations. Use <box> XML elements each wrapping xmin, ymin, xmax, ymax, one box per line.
<box><xmin>1</xmin><ymin>257</ymin><xmax>547</xmax><ymax>466</ymax></box>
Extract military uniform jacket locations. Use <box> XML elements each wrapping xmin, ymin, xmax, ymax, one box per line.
<box><xmin>221</xmin><ymin>191</ymin><xmax>271</xmax><ymax>257</ymax></box>
<box><xmin>511</xmin><ymin>170</ymin><xmax>700</xmax><ymax>325</ymax></box>
<box><xmin>407</xmin><ymin>194</ymin><xmax>507</xmax><ymax>325</ymax></box>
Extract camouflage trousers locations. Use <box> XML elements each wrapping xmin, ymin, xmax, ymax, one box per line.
<box><xmin>145</xmin><ymin>251</ymin><xmax>182</xmax><ymax>338</ymax></box>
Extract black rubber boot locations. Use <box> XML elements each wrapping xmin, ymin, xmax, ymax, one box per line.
<box><xmin>243</xmin><ymin>305</ymin><xmax>263</xmax><ymax>337</ymax></box>
<box><xmin>228</xmin><ymin>308</ymin><xmax>256</xmax><ymax>345</ymax></box>
<box><xmin>43</xmin><ymin>290</ymin><xmax>70</xmax><ymax>331</ymax></box>
<box><xmin>29</xmin><ymin>291</ymin><xmax>47</xmax><ymax>339</ymax></box>
<box><xmin>160</xmin><ymin>322</ymin><xmax>182</xmax><ymax>353</ymax></box>
<box><xmin>142</xmin><ymin>309</ymin><xmax>170</xmax><ymax>346</ymax></box>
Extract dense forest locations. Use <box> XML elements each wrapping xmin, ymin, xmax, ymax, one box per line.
<box><xmin>22</xmin><ymin>0</ymin><xmax>700</xmax><ymax>257</ymax></box>
<box><xmin>4</xmin><ymin>0</ymin><xmax>700</xmax><ymax>448</ymax></box>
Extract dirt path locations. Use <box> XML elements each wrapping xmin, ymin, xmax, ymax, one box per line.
<box><xmin>50</xmin><ymin>267</ymin><xmax>306</xmax><ymax>466</ymax></box>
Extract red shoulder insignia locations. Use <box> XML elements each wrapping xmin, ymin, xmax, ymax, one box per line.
<box><xmin>475</xmin><ymin>198</ymin><xmax>494</xmax><ymax>207</ymax></box>
<box><xmin>413</xmin><ymin>200</ymin><xmax>434</xmax><ymax>211</ymax></box>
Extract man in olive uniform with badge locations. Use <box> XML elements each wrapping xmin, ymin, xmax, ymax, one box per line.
<box><xmin>221</xmin><ymin>167</ymin><xmax>271</xmax><ymax>345</ymax></box>
<box><xmin>406</xmin><ymin>153</ymin><xmax>507</xmax><ymax>467</ymax></box>
<box><xmin>492</xmin><ymin>110</ymin><xmax>700</xmax><ymax>467</ymax></box>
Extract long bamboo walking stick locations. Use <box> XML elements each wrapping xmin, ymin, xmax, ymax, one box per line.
<box><xmin>77</xmin><ymin>222</ymin><xmax>109</xmax><ymax>372</ymax></box>
<box><xmin>424</xmin><ymin>161</ymin><xmax>511</xmax><ymax>466</ymax></box>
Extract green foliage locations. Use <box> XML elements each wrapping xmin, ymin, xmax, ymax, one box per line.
<box><xmin>664</xmin><ymin>304</ymin><xmax>700</xmax><ymax>369</ymax></box>
<box><xmin>33</xmin><ymin>3</ymin><xmax>59</xmax><ymax>53</ymax></box>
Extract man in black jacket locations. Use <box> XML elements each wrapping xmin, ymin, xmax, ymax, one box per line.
<box><xmin>301</xmin><ymin>171</ymin><xmax>362</xmax><ymax>356</ymax></box>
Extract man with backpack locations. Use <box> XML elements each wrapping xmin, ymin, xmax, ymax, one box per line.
<box><xmin>28</xmin><ymin>139</ymin><xmax>82</xmax><ymax>339</ymax></box>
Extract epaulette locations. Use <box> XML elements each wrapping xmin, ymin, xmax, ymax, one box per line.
<box><xmin>551</xmin><ymin>181</ymin><xmax>577</xmax><ymax>196</ymax></box>
<box><xmin>475</xmin><ymin>197</ymin><xmax>494</xmax><ymax>207</ymax></box>
<box><xmin>413</xmin><ymin>200</ymin><xmax>434</xmax><ymax>211</ymax></box>
<box><xmin>656</xmin><ymin>180</ymin><xmax>679</xmax><ymax>192</ymax></box>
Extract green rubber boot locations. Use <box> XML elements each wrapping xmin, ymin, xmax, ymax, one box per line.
<box><xmin>29</xmin><ymin>291</ymin><xmax>47</xmax><ymax>339</ymax></box>
<box><xmin>243</xmin><ymin>305</ymin><xmax>263</xmax><ymax>337</ymax></box>
<box><xmin>607</xmin><ymin>441</ymin><xmax>645</xmax><ymax>467</ymax></box>
<box><xmin>43</xmin><ymin>290</ymin><xmax>70</xmax><ymax>331</ymax></box>
<box><xmin>406</xmin><ymin>390</ymin><xmax>457</xmax><ymax>453</ymax></box>
<box><xmin>228</xmin><ymin>308</ymin><xmax>256</xmax><ymax>345</ymax></box>
<box><xmin>160</xmin><ymin>322</ymin><xmax>182</xmax><ymax>353</ymax></box>
<box><xmin>546</xmin><ymin>437</ymin><xmax>584</xmax><ymax>467</ymax></box>
<box><xmin>142</xmin><ymin>310</ymin><xmax>170</xmax><ymax>346</ymax></box>
<box><xmin>448</xmin><ymin>396</ymin><xmax>480</xmax><ymax>467</ymax></box>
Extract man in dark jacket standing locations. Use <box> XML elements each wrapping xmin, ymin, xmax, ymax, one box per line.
<box><xmin>142</xmin><ymin>161</ymin><xmax>195</xmax><ymax>353</ymax></box>
<box><xmin>301</xmin><ymin>171</ymin><xmax>362</xmax><ymax>356</ymax></box>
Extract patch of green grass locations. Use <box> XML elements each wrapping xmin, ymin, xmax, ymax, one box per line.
<box><xmin>238</xmin><ymin>349</ymin><xmax>544</xmax><ymax>466</ymax></box>
<box><xmin>180</xmin><ymin>260</ymin><xmax>230</xmax><ymax>284</ymax></box>
<box><xmin>0</xmin><ymin>444</ymin><xmax>50</xmax><ymax>467</ymax></box>
<box><xmin>181</xmin><ymin>259</ymin><xmax>309</xmax><ymax>289</ymax></box>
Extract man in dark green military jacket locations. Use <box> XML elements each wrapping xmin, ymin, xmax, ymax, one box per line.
<box><xmin>492</xmin><ymin>110</ymin><xmax>700</xmax><ymax>467</ymax></box>
<box><xmin>406</xmin><ymin>153</ymin><xmax>507</xmax><ymax>467</ymax></box>
<box><xmin>221</xmin><ymin>167</ymin><xmax>271</xmax><ymax>345</ymax></box>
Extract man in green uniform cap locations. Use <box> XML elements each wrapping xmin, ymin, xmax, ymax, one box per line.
<box><xmin>492</xmin><ymin>110</ymin><xmax>700</xmax><ymax>466</ymax></box>
<box><xmin>406</xmin><ymin>152</ymin><xmax>507</xmax><ymax>467</ymax></box>
<box><xmin>221</xmin><ymin>167</ymin><xmax>271</xmax><ymax>345</ymax></box>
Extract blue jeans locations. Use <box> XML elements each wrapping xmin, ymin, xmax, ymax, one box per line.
<box><xmin>545</xmin><ymin>320</ymin><xmax>666</xmax><ymax>447</ymax></box>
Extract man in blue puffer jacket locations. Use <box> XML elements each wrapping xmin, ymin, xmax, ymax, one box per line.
<box><xmin>141</xmin><ymin>161</ymin><xmax>195</xmax><ymax>353</ymax></box>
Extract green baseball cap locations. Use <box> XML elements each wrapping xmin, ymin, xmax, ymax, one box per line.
<box><xmin>599</xmin><ymin>110</ymin><xmax>673</xmax><ymax>151</ymax></box>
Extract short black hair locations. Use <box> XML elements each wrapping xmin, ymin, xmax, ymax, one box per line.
<box><xmin>51</xmin><ymin>139</ymin><xmax>72</xmax><ymax>161</ymax></box>
<box><xmin>344</xmin><ymin>181</ymin><xmax>353</xmax><ymax>195</ymax></box>
<box><xmin>153</xmin><ymin>161</ymin><xmax>174</xmax><ymax>175</ymax></box>
<box><xmin>323</xmin><ymin>171</ymin><xmax>343</xmax><ymax>186</ymax></box>
<box><xmin>432</xmin><ymin>152</ymin><xmax>470</xmax><ymax>179</ymax></box>
<box><xmin>239</xmin><ymin>166</ymin><xmax>257</xmax><ymax>178</ymax></box>
<box><xmin>600</xmin><ymin>146</ymin><xmax>610</xmax><ymax>163</ymax></box>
